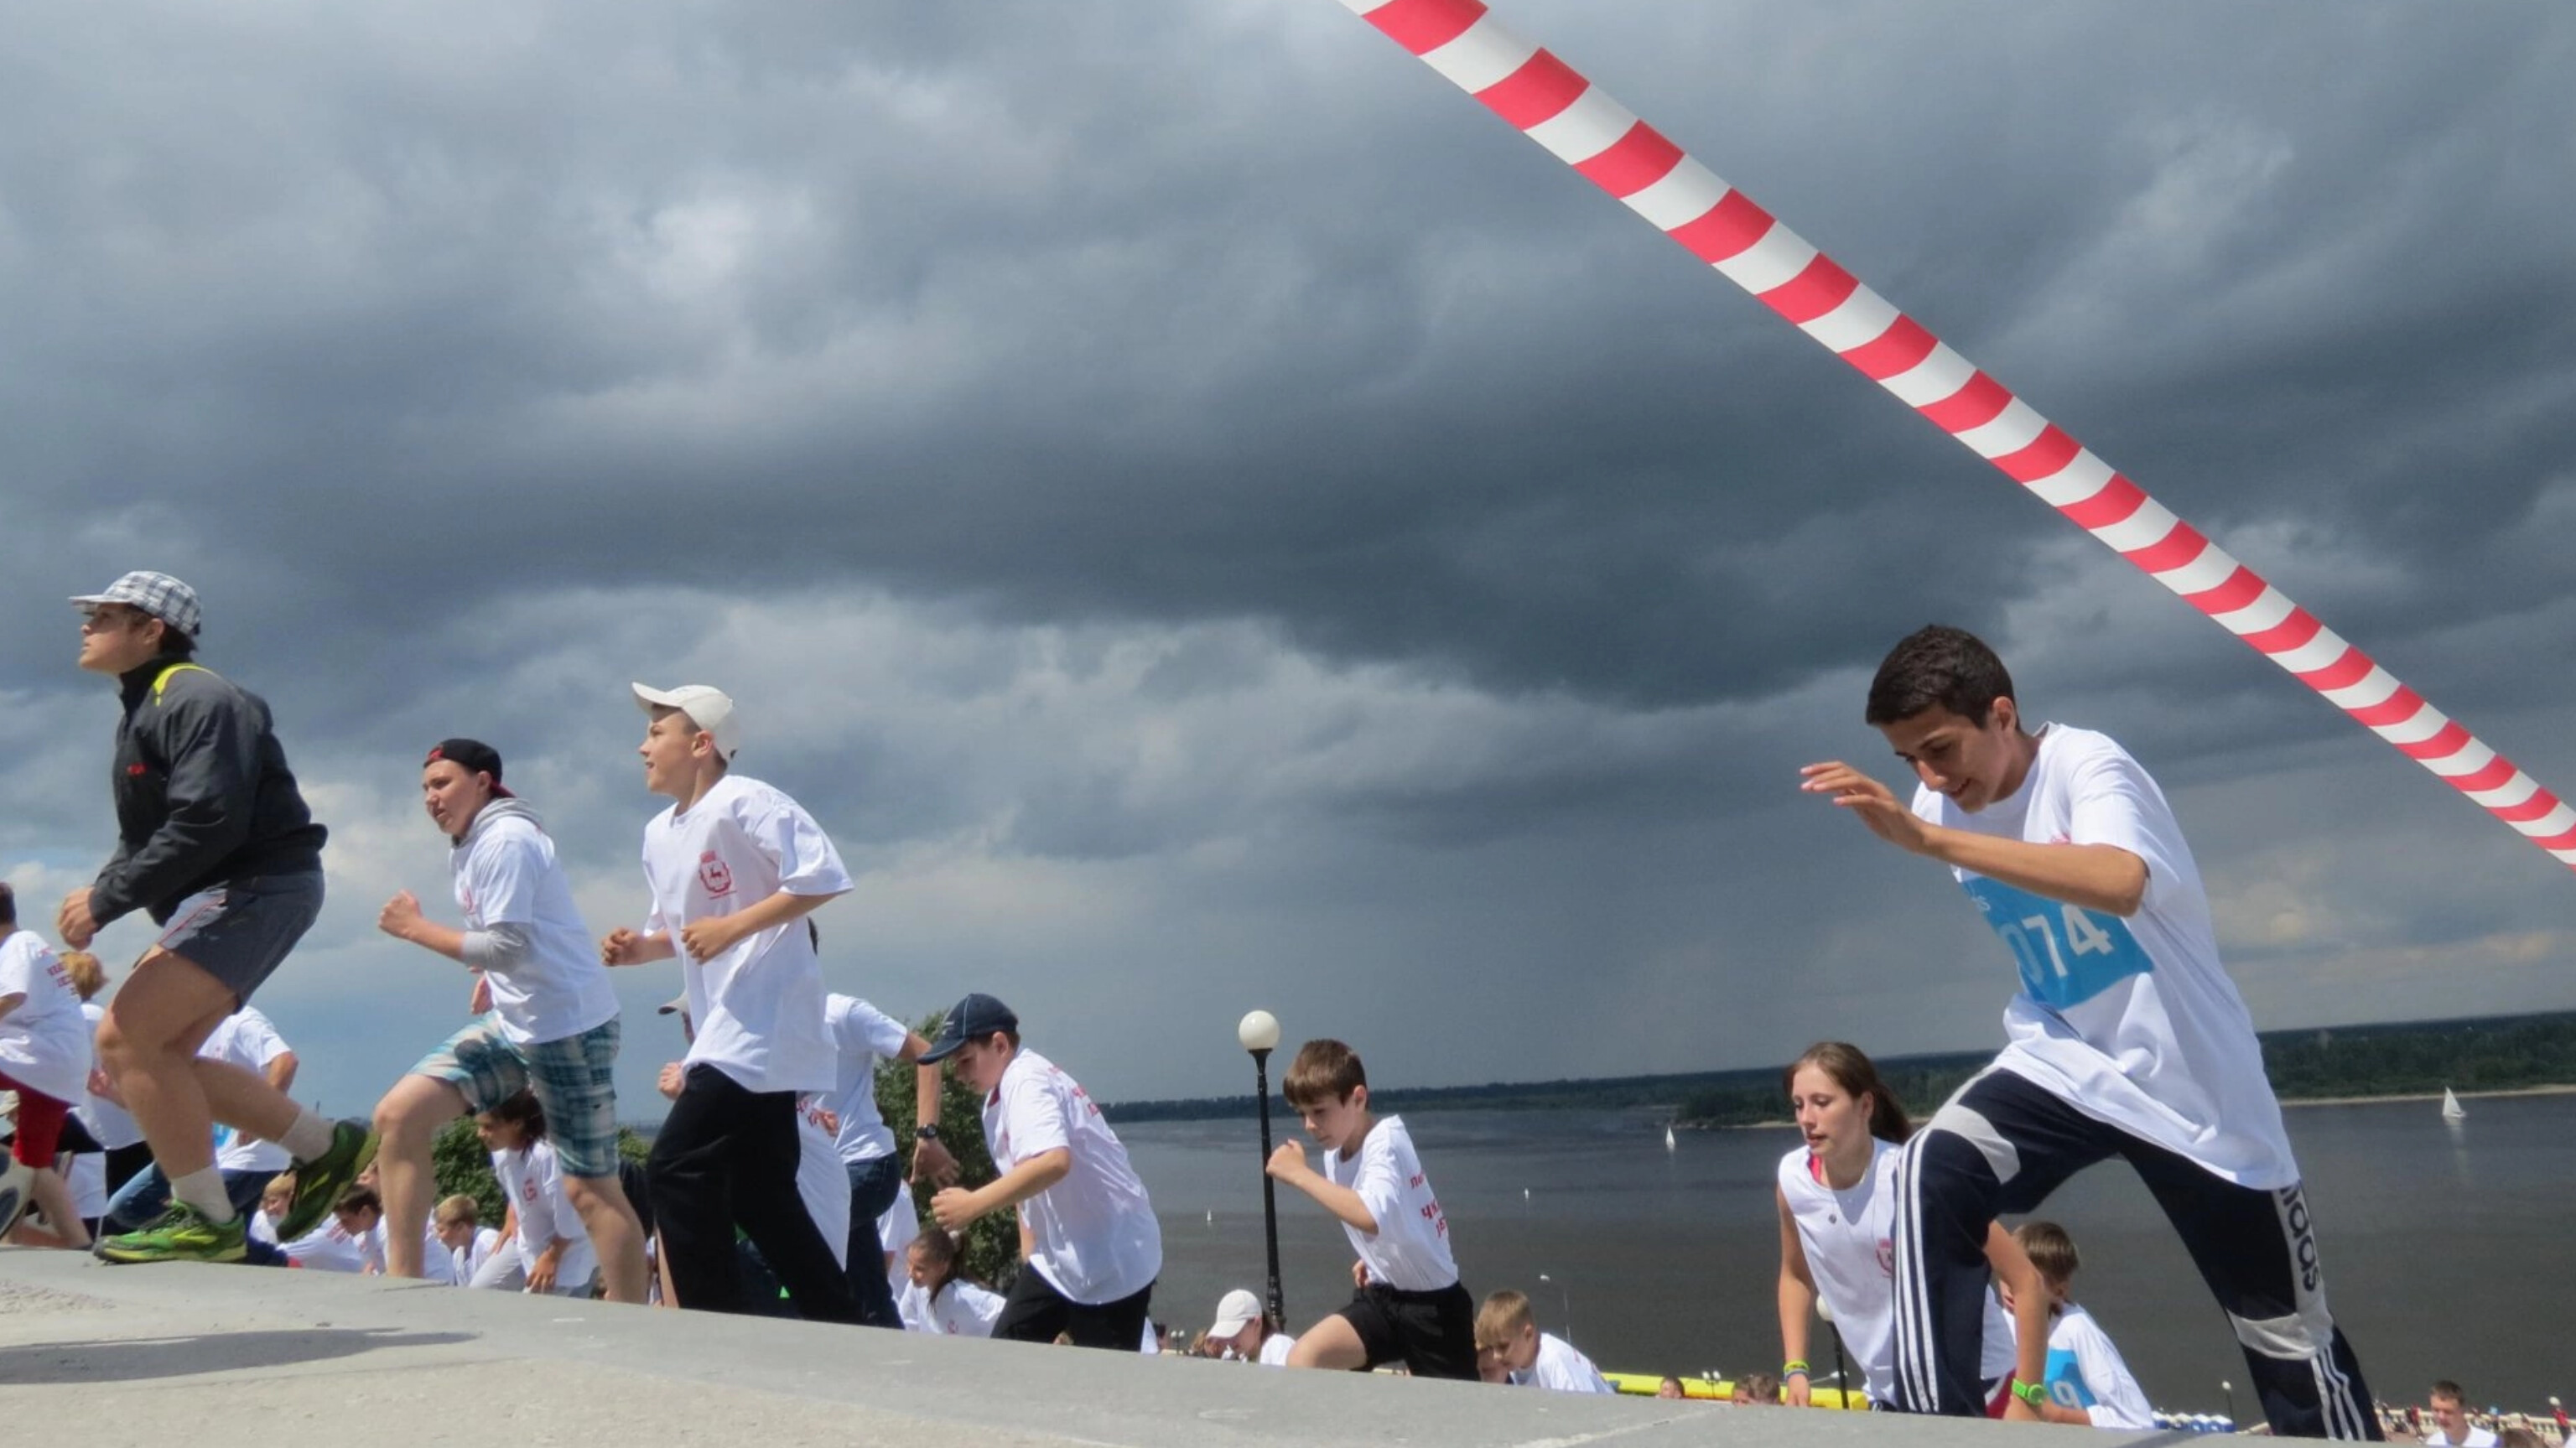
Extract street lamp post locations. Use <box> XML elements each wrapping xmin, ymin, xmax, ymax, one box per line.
<box><xmin>1538</xmin><ymin>1272</ymin><xmax>1572</xmax><ymax>1345</ymax></box>
<box><xmin>2222</xmin><ymin>1380</ymin><xmax>2237</xmax><ymax>1429</ymax></box>
<box><xmin>1239</xmin><ymin>1009</ymin><xmax>1285</xmax><ymax>1331</ymax></box>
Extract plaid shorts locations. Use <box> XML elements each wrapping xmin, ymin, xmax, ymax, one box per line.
<box><xmin>411</xmin><ymin>1014</ymin><xmax>624</xmax><ymax>1179</ymax></box>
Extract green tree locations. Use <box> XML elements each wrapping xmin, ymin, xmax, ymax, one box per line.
<box><xmin>432</xmin><ymin>1117</ymin><xmax>504</xmax><ymax>1224</ymax></box>
<box><xmin>875</xmin><ymin>1015</ymin><xmax>1020</xmax><ymax>1291</ymax></box>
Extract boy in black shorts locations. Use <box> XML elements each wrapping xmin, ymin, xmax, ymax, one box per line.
<box><xmin>1265</xmin><ymin>1039</ymin><xmax>1474</xmax><ymax>1378</ymax></box>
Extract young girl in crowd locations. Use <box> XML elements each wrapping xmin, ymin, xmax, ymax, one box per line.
<box><xmin>896</xmin><ymin>1227</ymin><xmax>1005</xmax><ymax>1337</ymax></box>
<box><xmin>1773</xmin><ymin>1042</ymin><xmax>2049</xmax><ymax>1415</ymax></box>
<box><xmin>475</xmin><ymin>1091</ymin><xmax>598</xmax><ymax>1297</ymax></box>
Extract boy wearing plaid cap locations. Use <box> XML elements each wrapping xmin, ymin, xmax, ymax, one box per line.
<box><xmin>61</xmin><ymin>572</ymin><xmax>372</xmax><ymax>1264</ymax></box>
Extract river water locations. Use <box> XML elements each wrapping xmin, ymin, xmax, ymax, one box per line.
<box><xmin>1117</xmin><ymin>1092</ymin><xmax>2574</xmax><ymax>1413</ymax></box>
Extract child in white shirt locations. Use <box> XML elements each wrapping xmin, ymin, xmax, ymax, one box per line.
<box><xmin>374</xmin><ymin>739</ymin><xmax>647</xmax><ymax>1300</ymax></box>
<box><xmin>923</xmin><ymin>993</ymin><xmax>1161</xmax><ymax>1350</ymax></box>
<box><xmin>896</xmin><ymin>1227</ymin><xmax>1005</xmax><ymax>1337</ymax></box>
<box><xmin>1203</xmin><ymin>1287</ymin><xmax>1297</xmax><ymax>1366</ymax></box>
<box><xmin>473</xmin><ymin>1092</ymin><xmax>597</xmax><ymax>1296</ymax></box>
<box><xmin>600</xmin><ymin>683</ymin><xmax>859</xmax><ymax>1323</ymax></box>
<box><xmin>1475</xmin><ymin>1290</ymin><xmax>1612</xmax><ymax>1393</ymax></box>
<box><xmin>2009</xmin><ymin>1220</ymin><xmax>2156</xmax><ymax>1430</ymax></box>
<box><xmin>0</xmin><ymin>890</ymin><xmax>93</xmax><ymax>1250</ymax></box>
<box><xmin>1263</xmin><ymin>1038</ymin><xmax>1474</xmax><ymax>1379</ymax></box>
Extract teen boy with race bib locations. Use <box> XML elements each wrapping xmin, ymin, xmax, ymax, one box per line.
<box><xmin>1800</xmin><ymin>625</ymin><xmax>2376</xmax><ymax>1438</ymax></box>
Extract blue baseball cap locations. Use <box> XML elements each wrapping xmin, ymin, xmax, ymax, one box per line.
<box><xmin>918</xmin><ymin>993</ymin><xmax>1020</xmax><ymax>1062</ymax></box>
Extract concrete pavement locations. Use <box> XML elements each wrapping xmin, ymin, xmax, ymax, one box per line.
<box><xmin>0</xmin><ymin>1247</ymin><xmax>2182</xmax><ymax>1447</ymax></box>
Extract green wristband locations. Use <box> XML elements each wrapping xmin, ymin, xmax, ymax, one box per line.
<box><xmin>1782</xmin><ymin>1360</ymin><xmax>1810</xmax><ymax>1377</ymax></box>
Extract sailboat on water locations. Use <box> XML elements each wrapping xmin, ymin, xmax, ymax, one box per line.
<box><xmin>1664</xmin><ymin>1122</ymin><xmax>1677</xmax><ymax>1151</ymax></box>
<box><xmin>2441</xmin><ymin>1087</ymin><xmax>2466</xmax><ymax>1122</ymax></box>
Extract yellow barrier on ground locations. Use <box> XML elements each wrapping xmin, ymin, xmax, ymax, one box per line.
<box><xmin>1601</xmin><ymin>1372</ymin><xmax>1869</xmax><ymax>1409</ymax></box>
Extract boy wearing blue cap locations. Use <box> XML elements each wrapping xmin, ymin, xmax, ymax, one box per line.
<box><xmin>923</xmin><ymin>994</ymin><xmax>1161</xmax><ymax>1350</ymax></box>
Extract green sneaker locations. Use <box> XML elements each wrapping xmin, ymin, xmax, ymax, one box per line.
<box><xmin>96</xmin><ymin>1202</ymin><xmax>247</xmax><ymax>1264</ymax></box>
<box><xmin>274</xmin><ymin>1119</ymin><xmax>379</xmax><ymax>1242</ymax></box>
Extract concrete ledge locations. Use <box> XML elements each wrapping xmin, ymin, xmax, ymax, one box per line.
<box><xmin>0</xmin><ymin>1248</ymin><xmax>2183</xmax><ymax>1447</ymax></box>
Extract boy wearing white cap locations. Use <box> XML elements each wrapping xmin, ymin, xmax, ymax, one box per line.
<box><xmin>600</xmin><ymin>682</ymin><xmax>861</xmax><ymax>1322</ymax></box>
<box><xmin>61</xmin><ymin>571</ymin><xmax>372</xmax><ymax>1264</ymax></box>
<box><xmin>1205</xmin><ymin>1288</ymin><xmax>1296</xmax><ymax>1366</ymax></box>
<box><xmin>922</xmin><ymin>993</ymin><xmax>1162</xmax><ymax>1350</ymax></box>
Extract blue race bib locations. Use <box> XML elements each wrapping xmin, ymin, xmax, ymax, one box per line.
<box><xmin>1961</xmin><ymin>877</ymin><xmax>2151</xmax><ymax>1009</ymax></box>
<box><xmin>2044</xmin><ymin>1346</ymin><xmax>2096</xmax><ymax>1409</ymax></box>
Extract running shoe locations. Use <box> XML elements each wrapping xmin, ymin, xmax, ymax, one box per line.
<box><xmin>95</xmin><ymin>1201</ymin><xmax>247</xmax><ymax>1264</ymax></box>
<box><xmin>273</xmin><ymin>1119</ymin><xmax>379</xmax><ymax>1242</ymax></box>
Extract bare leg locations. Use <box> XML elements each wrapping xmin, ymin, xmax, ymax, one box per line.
<box><xmin>372</xmin><ymin>1074</ymin><xmax>469</xmax><ymax>1279</ymax></box>
<box><xmin>96</xmin><ymin>950</ymin><xmax>239</xmax><ymax>1183</ymax></box>
<box><xmin>1285</xmin><ymin>1313</ymin><xmax>1369</xmax><ymax>1370</ymax></box>
<box><xmin>7</xmin><ymin>1167</ymin><xmax>92</xmax><ymax>1250</ymax></box>
<box><xmin>563</xmin><ymin>1172</ymin><xmax>651</xmax><ymax>1305</ymax></box>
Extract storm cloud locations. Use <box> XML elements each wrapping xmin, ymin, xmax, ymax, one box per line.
<box><xmin>4</xmin><ymin>0</ymin><xmax>2572</xmax><ymax>1112</ymax></box>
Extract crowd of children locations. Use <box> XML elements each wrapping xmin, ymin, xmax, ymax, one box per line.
<box><xmin>0</xmin><ymin>572</ymin><xmax>2511</xmax><ymax>1440</ymax></box>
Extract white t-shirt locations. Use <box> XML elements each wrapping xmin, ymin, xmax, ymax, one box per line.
<box><xmin>356</xmin><ymin>1220</ymin><xmax>460</xmax><ymax>1285</ymax></box>
<box><xmin>452</xmin><ymin>1225</ymin><xmax>505</xmax><ymax>1285</ymax></box>
<box><xmin>2042</xmin><ymin>1302</ymin><xmax>2154</xmax><ymax>1430</ymax></box>
<box><xmin>1779</xmin><ymin>1139</ymin><xmax>2016</xmax><ymax>1401</ymax></box>
<box><xmin>1256</xmin><ymin>1331</ymin><xmax>1297</xmax><ymax>1367</ymax></box>
<box><xmin>67</xmin><ymin>1150</ymin><xmax>106</xmax><ymax>1219</ymax></box>
<box><xmin>980</xmin><ymin>1048</ymin><xmax>1161</xmax><ymax>1305</ymax></box>
<box><xmin>898</xmin><ymin>1276</ymin><xmax>1005</xmax><ymax>1336</ymax></box>
<box><xmin>75</xmin><ymin>1002</ymin><xmax>144</xmax><ymax>1150</ymax></box>
<box><xmin>492</xmin><ymin>1140</ymin><xmax>598</xmax><ymax>1290</ymax></box>
<box><xmin>0</xmin><ymin>932</ymin><xmax>89</xmax><ymax>1103</ymax></box>
<box><xmin>278</xmin><ymin>1216</ymin><xmax>371</xmax><ymax>1273</ymax></box>
<box><xmin>2425</xmin><ymin>1429</ymin><xmax>2500</xmax><ymax>1448</ymax></box>
<box><xmin>1919</xmin><ymin>724</ymin><xmax>2298</xmax><ymax>1187</ymax></box>
<box><xmin>452</xmin><ymin>801</ymin><xmax>620</xmax><ymax>1046</ymax></box>
<box><xmin>879</xmin><ymin>1181</ymin><xmax>919</xmax><ymax>1288</ymax></box>
<box><xmin>1322</xmin><ymin>1115</ymin><xmax>1456</xmax><ymax>1293</ymax></box>
<box><xmin>202</xmin><ymin>1008</ymin><xmax>293</xmax><ymax>1173</ymax></box>
<box><xmin>824</xmin><ymin>994</ymin><xmax>912</xmax><ymax>1164</ymax></box>
<box><xmin>1511</xmin><ymin>1332</ymin><xmax>1614</xmax><ymax>1394</ymax></box>
<box><xmin>640</xmin><ymin>774</ymin><xmax>850</xmax><ymax>1094</ymax></box>
<box><xmin>796</xmin><ymin>1092</ymin><xmax>850</xmax><ymax>1268</ymax></box>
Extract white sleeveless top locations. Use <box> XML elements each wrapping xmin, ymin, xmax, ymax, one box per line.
<box><xmin>1779</xmin><ymin>1138</ymin><xmax>2015</xmax><ymax>1401</ymax></box>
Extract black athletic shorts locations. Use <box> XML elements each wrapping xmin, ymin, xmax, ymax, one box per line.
<box><xmin>1334</xmin><ymin>1280</ymin><xmax>1477</xmax><ymax>1380</ymax></box>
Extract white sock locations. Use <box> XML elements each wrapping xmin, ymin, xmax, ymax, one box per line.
<box><xmin>170</xmin><ymin>1167</ymin><xmax>237</xmax><ymax>1224</ymax></box>
<box><xmin>280</xmin><ymin>1109</ymin><xmax>335</xmax><ymax>1162</ymax></box>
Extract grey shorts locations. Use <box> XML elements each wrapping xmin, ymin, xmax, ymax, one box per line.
<box><xmin>154</xmin><ymin>872</ymin><xmax>325</xmax><ymax>1004</ymax></box>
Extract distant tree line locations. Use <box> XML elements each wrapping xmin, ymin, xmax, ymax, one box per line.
<box><xmin>1097</xmin><ymin>1010</ymin><xmax>2576</xmax><ymax>1129</ymax></box>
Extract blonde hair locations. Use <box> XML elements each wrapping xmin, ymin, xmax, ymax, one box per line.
<box><xmin>434</xmin><ymin>1194</ymin><xmax>480</xmax><ymax>1227</ymax></box>
<box><xmin>1473</xmin><ymin>1290</ymin><xmax>1535</xmax><ymax>1349</ymax></box>
<box><xmin>60</xmin><ymin>951</ymin><xmax>107</xmax><ymax>1000</ymax></box>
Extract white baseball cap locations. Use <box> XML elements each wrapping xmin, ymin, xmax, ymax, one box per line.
<box><xmin>1208</xmin><ymin>1288</ymin><xmax>1263</xmax><ymax>1338</ymax></box>
<box><xmin>632</xmin><ymin>682</ymin><xmax>740</xmax><ymax>760</ymax></box>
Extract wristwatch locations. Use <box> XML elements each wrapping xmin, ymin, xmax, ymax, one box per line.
<box><xmin>915</xmin><ymin>1124</ymin><xmax>941</xmax><ymax>1142</ymax></box>
<box><xmin>2012</xmin><ymin>1378</ymin><xmax>2049</xmax><ymax>1408</ymax></box>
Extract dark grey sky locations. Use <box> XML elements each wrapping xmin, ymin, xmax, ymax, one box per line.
<box><xmin>4</xmin><ymin>1</ymin><xmax>2573</xmax><ymax>1113</ymax></box>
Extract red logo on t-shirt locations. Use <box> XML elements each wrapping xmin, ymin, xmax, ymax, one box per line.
<box><xmin>1876</xmin><ymin>1237</ymin><xmax>1895</xmax><ymax>1276</ymax></box>
<box><xmin>127</xmin><ymin>762</ymin><xmax>148</xmax><ymax>776</ymax></box>
<box><xmin>697</xmin><ymin>851</ymin><xmax>734</xmax><ymax>897</ymax></box>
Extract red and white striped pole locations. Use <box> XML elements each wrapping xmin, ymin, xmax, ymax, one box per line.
<box><xmin>1332</xmin><ymin>0</ymin><xmax>2576</xmax><ymax>870</ymax></box>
